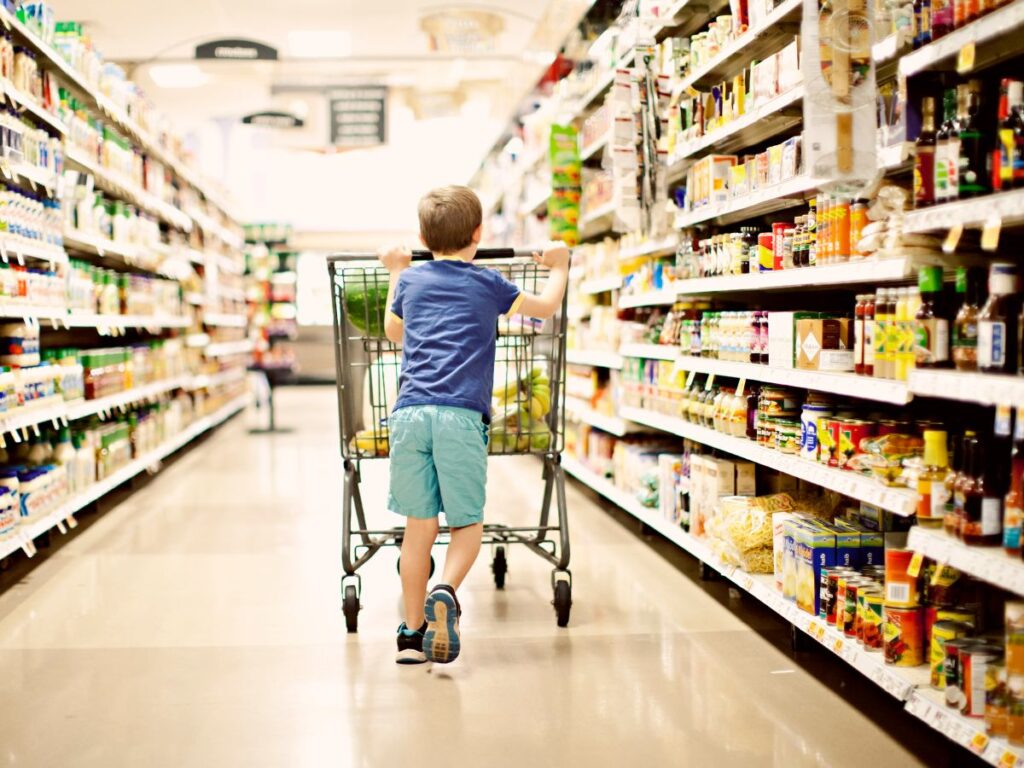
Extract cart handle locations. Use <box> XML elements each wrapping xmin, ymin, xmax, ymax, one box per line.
<box><xmin>327</xmin><ymin>248</ymin><xmax>539</xmax><ymax>263</ymax></box>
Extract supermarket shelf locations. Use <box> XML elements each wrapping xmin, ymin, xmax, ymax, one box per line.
<box><xmin>667</xmin><ymin>87</ymin><xmax>804</xmax><ymax>180</ymax></box>
<box><xmin>63</xmin><ymin>230</ymin><xmax>140</xmax><ymax>262</ymax></box>
<box><xmin>1</xmin><ymin>394</ymin><xmax>248</xmax><ymax>560</ymax></box>
<box><xmin>0</xmin><ymin>303</ymin><xmax>66</xmax><ymax>321</ymax></box>
<box><xmin>561</xmin><ymin>454</ymin><xmax>920</xmax><ymax>701</ymax></box>
<box><xmin>674</xmin><ymin>0</ymin><xmax>802</xmax><ymax>92</ymax></box>
<box><xmin>565</xmin><ymin>397</ymin><xmax>636</xmax><ymax>436</ymax></box>
<box><xmin>65</xmin><ymin>376</ymin><xmax>192</xmax><ymax>421</ymax></box>
<box><xmin>64</xmin><ymin>313</ymin><xmax>191</xmax><ymax>330</ymax></box>
<box><xmin>675</xmin><ymin>256</ymin><xmax>923</xmax><ymax>294</ymax></box>
<box><xmin>64</xmin><ymin>146</ymin><xmax>193</xmax><ymax>232</ymax></box>
<box><xmin>203</xmin><ymin>312</ymin><xmax>248</xmax><ymax>328</ymax></box>
<box><xmin>905</xmin><ymin>688</ymin><xmax>1024</xmax><ymax>766</ymax></box>
<box><xmin>580</xmin><ymin>131</ymin><xmax>610</xmax><ymax>162</ymax></box>
<box><xmin>186</xmin><ymin>333</ymin><xmax>210</xmax><ymax>349</ymax></box>
<box><xmin>6</xmin><ymin>160</ymin><xmax>58</xmax><ymax>193</ymax></box>
<box><xmin>618</xmin><ymin>288</ymin><xmax>677</xmax><ymax>309</ymax></box>
<box><xmin>908</xmin><ymin>368</ymin><xmax>1024</xmax><ymax>406</ymax></box>
<box><xmin>566</xmin><ymin>348</ymin><xmax>624</xmax><ymax>369</ymax></box>
<box><xmin>618</xmin><ymin>405</ymin><xmax>919</xmax><ymax>515</ymax></box>
<box><xmin>0</xmin><ymin>235</ymin><xmax>67</xmax><ymax>266</ymax></box>
<box><xmin>902</xmin><ymin>188</ymin><xmax>1024</xmax><ymax>234</ymax></box>
<box><xmin>1</xmin><ymin>79</ymin><xmax>66</xmax><ymax>136</ymax></box>
<box><xmin>619</xmin><ymin>343</ymin><xmax>678</xmax><ymax>361</ymax></box>
<box><xmin>900</xmin><ymin>1</ymin><xmax>1024</xmax><ymax>78</ymax></box>
<box><xmin>654</xmin><ymin>0</ymin><xmax>730</xmax><ymax>37</ymax></box>
<box><xmin>578</xmin><ymin>275</ymin><xmax>622</xmax><ymax>294</ymax></box>
<box><xmin>908</xmin><ymin>526</ymin><xmax>1024</xmax><ymax>597</ymax></box>
<box><xmin>184</xmin><ymin>292</ymin><xmax>206</xmax><ymax>306</ymax></box>
<box><xmin>1</xmin><ymin>397</ymin><xmax>67</xmax><ymax>437</ymax></box>
<box><xmin>522</xmin><ymin>188</ymin><xmax>550</xmax><ymax>217</ymax></box>
<box><xmin>878</xmin><ymin>141</ymin><xmax>914</xmax><ymax>172</ymax></box>
<box><xmin>204</xmin><ymin>339</ymin><xmax>254</xmax><ymax>357</ymax></box>
<box><xmin>188</xmin><ymin>367</ymin><xmax>248</xmax><ymax>390</ymax></box>
<box><xmin>674</xmin><ymin>175</ymin><xmax>821</xmax><ymax>229</ymax></box>
<box><xmin>579</xmin><ymin>200</ymin><xmax>617</xmax><ymax>240</ymax></box>
<box><xmin>674</xmin><ymin>356</ymin><xmax>912</xmax><ymax>404</ymax></box>
<box><xmin>872</xmin><ymin>34</ymin><xmax>902</xmax><ymax>64</ymax></box>
<box><xmin>573</xmin><ymin>53</ymin><xmax>634</xmax><ymax>117</ymax></box>
<box><xmin>618</xmin><ymin>236</ymin><xmax>679</xmax><ymax>261</ymax></box>
<box><xmin>190</xmin><ymin>210</ymin><xmax>244</xmax><ymax>249</ymax></box>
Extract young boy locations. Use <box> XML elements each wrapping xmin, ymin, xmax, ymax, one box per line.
<box><xmin>378</xmin><ymin>185</ymin><xmax>569</xmax><ymax>665</ymax></box>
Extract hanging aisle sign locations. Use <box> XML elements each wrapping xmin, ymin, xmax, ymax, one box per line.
<box><xmin>195</xmin><ymin>38</ymin><xmax>278</xmax><ymax>61</ymax></box>
<box><xmin>242</xmin><ymin>111</ymin><xmax>304</xmax><ymax>128</ymax></box>
<box><xmin>329</xmin><ymin>86</ymin><xmax>388</xmax><ymax>147</ymax></box>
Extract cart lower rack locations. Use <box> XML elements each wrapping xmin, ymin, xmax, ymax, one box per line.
<box><xmin>327</xmin><ymin>249</ymin><xmax>572</xmax><ymax>632</ymax></box>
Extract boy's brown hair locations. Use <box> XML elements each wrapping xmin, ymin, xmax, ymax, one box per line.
<box><xmin>418</xmin><ymin>185</ymin><xmax>482</xmax><ymax>254</ymax></box>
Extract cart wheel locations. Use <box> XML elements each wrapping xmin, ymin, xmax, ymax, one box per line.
<box><xmin>343</xmin><ymin>584</ymin><xmax>359</xmax><ymax>634</ymax></box>
<box><xmin>396</xmin><ymin>555</ymin><xmax>436</xmax><ymax>578</ymax></box>
<box><xmin>492</xmin><ymin>546</ymin><xmax>508</xmax><ymax>589</ymax></box>
<box><xmin>553</xmin><ymin>580</ymin><xmax>572</xmax><ymax>627</ymax></box>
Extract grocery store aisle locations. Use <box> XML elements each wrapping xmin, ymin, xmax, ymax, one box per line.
<box><xmin>0</xmin><ymin>387</ymin><xmax>928</xmax><ymax>767</ymax></box>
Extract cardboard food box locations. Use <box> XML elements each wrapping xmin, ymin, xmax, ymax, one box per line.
<box><xmin>795</xmin><ymin>522</ymin><xmax>837</xmax><ymax>616</ymax></box>
<box><xmin>773</xmin><ymin>511</ymin><xmax>799</xmax><ymax>592</ymax></box>
<box><xmin>797</xmin><ymin>316</ymin><xmax>855</xmax><ymax>371</ymax></box>
<box><xmin>768</xmin><ymin>311</ymin><xmax>797</xmax><ymax>368</ymax></box>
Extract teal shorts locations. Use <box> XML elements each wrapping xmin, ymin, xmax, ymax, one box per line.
<box><xmin>387</xmin><ymin>404</ymin><xmax>488</xmax><ymax>528</ymax></box>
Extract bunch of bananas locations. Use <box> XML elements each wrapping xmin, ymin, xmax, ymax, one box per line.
<box><xmin>490</xmin><ymin>366</ymin><xmax>553</xmax><ymax>453</ymax></box>
<box><xmin>351</xmin><ymin>427</ymin><xmax>390</xmax><ymax>457</ymax></box>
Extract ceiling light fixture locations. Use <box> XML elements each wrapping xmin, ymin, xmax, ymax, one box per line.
<box><xmin>287</xmin><ymin>30</ymin><xmax>353</xmax><ymax>59</ymax></box>
<box><xmin>420</xmin><ymin>9</ymin><xmax>504</xmax><ymax>53</ymax></box>
<box><xmin>147</xmin><ymin>64</ymin><xmax>210</xmax><ymax>89</ymax></box>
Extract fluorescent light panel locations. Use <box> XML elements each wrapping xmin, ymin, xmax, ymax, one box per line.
<box><xmin>148</xmin><ymin>64</ymin><xmax>210</xmax><ymax>89</ymax></box>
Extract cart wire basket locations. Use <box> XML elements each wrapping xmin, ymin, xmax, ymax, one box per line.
<box><xmin>327</xmin><ymin>248</ymin><xmax>572</xmax><ymax>632</ymax></box>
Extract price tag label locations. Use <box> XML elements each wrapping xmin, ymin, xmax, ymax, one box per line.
<box><xmin>907</xmin><ymin>551</ymin><xmax>925</xmax><ymax>578</ymax></box>
<box><xmin>996</xmin><ymin>405</ymin><xmax>1013</xmax><ymax>437</ymax></box>
<box><xmin>833</xmin><ymin>637</ymin><xmax>844</xmax><ymax>653</ymax></box>
<box><xmin>55</xmin><ymin>519</ymin><xmax>67</xmax><ymax>535</ymax></box>
<box><xmin>686</xmin><ymin>370</ymin><xmax>696</xmax><ymax>387</ymax></box>
<box><xmin>982</xmin><ymin>215</ymin><xmax>1002</xmax><ymax>252</ymax></box>
<box><xmin>704</xmin><ymin>373</ymin><xmax>715</xmax><ymax>391</ymax></box>
<box><xmin>970</xmin><ymin>732</ymin><xmax>989</xmax><ymax>753</ymax></box>
<box><xmin>736</xmin><ymin>377</ymin><xmax>746</xmax><ymax>399</ymax></box>
<box><xmin>957</xmin><ymin>41</ymin><xmax>976</xmax><ymax>74</ymax></box>
<box><xmin>998</xmin><ymin>750</ymin><xmax>1018</xmax><ymax>768</ymax></box>
<box><xmin>943</xmin><ymin>224</ymin><xmax>963</xmax><ymax>254</ymax></box>
<box><xmin>65</xmin><ymin>514</ymin><xmax>77</xmax><ymax>529</ymax></box>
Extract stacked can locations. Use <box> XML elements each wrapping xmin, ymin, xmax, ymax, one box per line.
<box><xmin>1003</xmin><ymin>603</ymin><xmax>1024</xmax><ymax>743</ymax></box>
<box><xmin>818</xmin><ymin>565</ymin><xmax>885</xmax><ymax>650</ymax></box>
<box><xmin>883</xmin><ymin>549</ymin><xmax>925</xmax><ymax>667</ymax></box>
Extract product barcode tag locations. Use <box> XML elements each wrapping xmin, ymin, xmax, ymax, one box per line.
<box><xmin>943</xmin><ymin>224</ymin><xmax>963</xmax><ymax>254</ymax></box>
<box><xmin>704</xmin><ymin>373</ymin><xmax>715</xmax><ymax>391</ymax></box>
<box><xmin>907</xmin><ymin>552</ymin><xmax>924</xmax><ymax>578</ymax></box>
<box><xmin>736</xmin><ymin>377</ymin><xmax>746</xmax><ymax>399</ymax></box>
<box><xmin>957</xmin><ymin>41</ymin><xmax>976</xmax><ymax>74</ymax></box>
<box><xmin>996</xmin><ymin>405</ymin><xmax>1013</xmax><ymax>437</ymax></box>
<box><xmin>982</xmin><ymin>215</ymin><xmax>1002</xmax><ymax>252</ymax></box>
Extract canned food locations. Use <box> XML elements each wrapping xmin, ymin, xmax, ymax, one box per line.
<box><xmin>885</xmin><ymin>604</ymin><xmax>925</xmax><ymax>667</ymax></box>
<box><xmin>759</xmin><ymin>386</ymin><xmax>800</xmax><ymax>417</ymax></box>
<box><xmin>757</xmin><ymin>233</ymin><xmax>774</xmax><ymax>272</ymax></box>
<box><xmin>824</xmin><ymin>569</ymin><xmax>845</xmax><ymax>625</ymax></box>
<box><xmin>818</xmin><ymin>416</ymin><xmax>838</xmax><ymax>465</ymax></box>
<box><xmin>772</xmin><ymin>222</ymin><xmax>788</xmax><ymax>270</ymax></box>
<box><xmin>800</xmin><ymin>404</ymin><xmax>833</xmax><ymax>462</ymax></box>
<box><xmin>884</xmin><ymin>549</ymin><xmax>919</xmax><ymax>607</ymax></box>
<box><xmin>963</xmin><ymin>644</ymin><xmax>1004</xmax><ymax>718</ymax></box>
<box><xmin>844</xmin><ymin>579</ymin><xmax>869</xmax><ymax>638</ymax></box>
<box><xmin>838</xmin><ymin>419</ymin><xmax>876</xmax><ymax>470</ymax></box>
<box><xmin>937</xmin><ymin>606</ymin><xmax>980</xmax><ymax>631</ymax></box>
<box><xmin>1007</xmin><ymin>602</ymin><xmax>1024</xmax><ymax>674</ymax></box>
<box><xmin>861</xmin><ymin>590</ymin><xmax>884</xmax><ymax>650</ymax></box>
<box><xmin>924</xmin><ymin>563</ymin><xmax>963</xmax><ymax>607</ymax></box>
<box><xmin>931</xmin><ymin>620</ymin><xmax>973</xmax><ymax>689</ymax></box>
<box><xmin>944</xmin><ymin>638</ymin><xmax>976</xmax><ymax>709</ymax></box>
<box><xmin>877</xmin><ymin>418</ymin><xmax>911</xmax><ymax>436</ymax></box>
<box><xmin>986</xmin><ymin>661</ymin><xmax>1008</xmax><ymax>737</ymax></box>
<box><xmin>774</xmin><ymin>419</ymin><xmax>801</xmax><ymax>454</ymax></box>
<box><xmin>1008</xmin><ymin>674</ymin><xmax>1024</xmax><ymax>746</ymax></box>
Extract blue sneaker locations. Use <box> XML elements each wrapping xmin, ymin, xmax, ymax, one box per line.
<box><xmin>423</xmin><ymin>585</ymin><xmax>461</xmax><ymax>663</ymax></box>
<box><xmin>395</xmin><ymin>621</ymin><xmax>428</xmax><ymax>665</ymax></box>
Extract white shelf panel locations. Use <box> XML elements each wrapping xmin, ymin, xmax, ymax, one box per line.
<box><xmin>878</xmin><ymin>141</ymin><xmax>914</xmax><ymax>172</ymax></box>
<box><xmin>561</xmin><ymin>454</ymin><xmax>920</xmax><ymax>702</ymax></box>
<box><xmin>900</xmin><ymin>1</ymin><xmax>1024</xmax><ymax>78</ymax></box>
<box><xmin>6</xmin><ymin>160</ymin><xmax>58</xmax><ymax>193</ymax></box>
<box><xmin>565</xmin><ymin>397</ymin><xmax>636</xmax><ymax>436</ymax></box>
<box><xmin>0</xmin><ymin>235</ymin><xmax>67</xmax><ymax>266</ymax></box>
<box><xmin>908</xmin><ymin>368</ymin><xmax>1024</xmax><ymax>406</ymax></box>
<box><xmin>203</xmin><ymin>313</ymin><xmax>248</xmax><ymax>328</ymax></box>
<box><xmin>578</xmin><ymin>275</ymin><xmax>622</xmax><ymax>294</ymax></box>
<box><xmin>580</xmin><ymin>131</ymin><xmax>611</xmax><ymax>161</ymax></box>
<box><xmin>905</xmin><ymin>688</ymin><xmax>1024</xmax><ymax>767</ymax></box>
<box><xmin>872</xmin><ymin>34</ymin><xmax>902</xmax><ymax>64</ymax></box>
<box><xmin>64</xmin><ymin>313</ymin><xmax>191</xmax><ymax>331</ymax></box>
<box><xmin>674</xmin><ymin>175</ymin><xmax>821</xmax><ymax>229</ymax></box>
<box><xmin>0</xmin><ymin>397</ymin><xmax>67</xmax><ymax>437</ymax></box>
<box><xmin>188</xmin><ymin>368</ymin><xmax>247</xmax><ymax>391</ymax></box>
<box><xmin>618</xmin><ymin>405</ymin><xmax>918</xmax><ymax>515</ymax></box>
<box><xmin>902</xmin><ymin>188</ymin><xmax>1024</xmax><ymax>233</ymax></box>
<box><xmin>674</xmin><ymin>355</ymin><xmax>913</xmax><ymax>404</ymax></box>
<box><xmin>618</xmin><ymin>288</ymin><xmax>677</xmax><ymax>309</ymax></box>
<box><xmin>908</xmin><ymin>526</ymin><xmax>1024</xmax><ymax>598</ymax></box>
<box><xmin>63</xmin><ymin>230</ymin><xmax>141</xmax><ymax>261</ymax></box>
<box><xmin>579</xmin><ymin>201</ymin><xmax>617</xmax><ymax>240</ymax></box>
<box><xmin>0</xmin><ymin>395</ymin><xmax>247</xmax><ymax>561</ymax></box>
<box><xmin>65</xmin><ymin>376</ymin><xmax>191</xmax><ymax>421</ymax></box>
<box><xmin>619</xmin><ymin>343</ymin><xmax>678</xmax><ymax>361</ymax></box>
<box><xmin>572</xmin><ymin>53</ymin><xmax>634</xmax><ymax>118</ymax></box>
<box><xmin>521</xmin><ymin>188</ymin><xmax>550</xmax><ymax>217</ymax></box>
<box><xmin>566</xmin><ymin>349</ymin><xmax>624</xmax><ymax>369</ymax></box>
<box><xmin>204</xmin><ymin>339</ymin><xmax>254</xmax><ymax>358</ymax></box>
<box><xmin>1</xmin><ymin>79</ymin><xmax>66</xmax><ymax>135</ymax></box>
<box><xmin>0</xmin><ymin>303</ymin><xmax>66</xmax><ymax>321</ymax></box>
<box><xmin>676</xmin><ymin>256</ymin><xmax>921</xmax><ymax>294</ymax></box>
<box><xmin>618</xmin><ymin>236</ymin><xmax>679</xmax><ymax>261</ymax></box>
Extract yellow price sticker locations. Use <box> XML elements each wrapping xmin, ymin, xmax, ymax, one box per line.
<box><xmin>736</xmin><ymin>377</ymin><xmax>746</xmax><ymax>399</ymax></box>
<box><xmin>999</xmin><ymin>750</ymin><xmax>1017</xmax><ymax>768</ymax></box>
<box><xmin>969</xmin><ymin>732</ymin><xmax>989</xmax><ymax>753</ymax></box>
<box><xmin>982</xmin><ymin>215</ymin><xmax>1002</xmax><ymax>252</ymax></box>
<box><xmin>833</xmin><ymin>637</ymin><xmax>844</xmax><ymax>653</ymax></box>
<box><xmin>943</xmin><ymin>223</ymin><xmax>963</xmax><ymax>254</ymax></box>
<box><xmin>704</xmin><ymin>373</ymin><xmax>716</xmax><ymax>391</ymax></box>
<box><xmin>907</xmin><ymin>552</ymin><xmax>924</xmax><ymax>578</ymax></box>
<box><xmin>957</xmin><ymin>41</ymin><xmax>976</xmax><ymax>74</ymax></box>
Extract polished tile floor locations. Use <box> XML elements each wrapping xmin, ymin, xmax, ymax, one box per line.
<box><xmin>0</xmin><ymin>389</ymin><xmax>945</xmax><ymax>767</ymax></box>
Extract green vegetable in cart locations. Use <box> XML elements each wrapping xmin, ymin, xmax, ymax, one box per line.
<box><xmin>344</xmin><ymin>281</ymin><xmax>390</xmax><ymax>336</ymax></box>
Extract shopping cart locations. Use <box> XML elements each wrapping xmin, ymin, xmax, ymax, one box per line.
<box><xmin>327</xmin><ymin>249</ymin><xmax>572</xmax><ymax>633</ymax></box>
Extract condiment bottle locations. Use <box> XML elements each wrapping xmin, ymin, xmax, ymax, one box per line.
<box><xmin>953</xmin><ymin>266</ymin><xmax>982</xmax><ymax>371</ymax></box>
<box><xmin>915</xmin><ymin>265</ymin><xmax>950</xmax><ymax>368</ymax></box>
<box><xmin>914</xmin><ymin>96</ymin><xmax>938</xmax><ymax>207</ymax></box>
<box><xmin>894</xmin><ymin>287</ymin><xmax>912</xmax><ymax>381</ymax></box>
<box><xmin>855</xmin><ymin>295</ymin><xmax>867</xmax><ymax>375</ymax></box>
<box><xmin>958</xmin><ymin>81</ymin><xmax>989</xmax><ymax>198</ymax></box>
<box><xmin>918</xmin><ymin>430</ymin><xmax>951</xmax><ymax>527</ymax></box>
<box><xmin>863</xmin><ymin>293</ymin><xmax>876</xmax><ymax>376</ymax></box>
<box><xmin>874</xmin><ymin>288</ymin><xmax>893</xmax><ymax>379</ymax></box>
<box><xmin>957</xmin><ymin>436</ymin><xmax>987</xmax><ymax>544</ymax></box>
<box><xmin>1005</xmin><ymin>413</ymin><xmax>1024</xmax><ymax>556</ymax></box>
<box><xmin>979</xmin><ymin>263</ymin><xmax>1020</xmax><ymax>374</ymax></box>
<box><xmin>945</xmin><ymin>431</ymin><xmax>973</xmax><ymax>537</ymax></box>
<box><xmin>935</xmin><ymin>88</ymin><xmax>958</xmax><ymax>203</ymax></box>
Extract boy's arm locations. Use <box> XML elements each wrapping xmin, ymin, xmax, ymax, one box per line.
<box><xmin>379</xmin><ymin>246</ymin><xmax>412</xmax><ymax>344</ymax></box>
<box><xmin>517</xmin><ymin>243</ymin><xmax>571</xmax><ymax>320</ymax></box>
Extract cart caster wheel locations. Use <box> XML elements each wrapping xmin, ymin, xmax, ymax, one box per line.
<box><xmin>492</xmin><ymin>546</ymin><xmax>508</xmax><ymax>589</ymax></box>
<box><xmin>553</xmin><ymin>580</ymin><xmax>572</xmax><ymax>627</ymax></box>
<box><xmin>343</xmin><ymin>584</ymin><xmax>360</xmax><ymax>634</ymax></box>
<box><xmin>699</xmin><ymin>561</ymin><xmax>717</xmax><ymax>581</ymax></box>
<box><xmin>396</xmin><ymin>555</ymin><xmax>435</xmax><ymax>578</ymax></box>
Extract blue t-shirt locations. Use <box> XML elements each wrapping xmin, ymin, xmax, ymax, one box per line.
<box><xmin>390</xmin><ymin>259</ymin><xmax>524</xmax><ymax>417</ymax></box>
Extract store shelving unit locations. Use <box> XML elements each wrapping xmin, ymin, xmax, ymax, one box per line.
<box><xmin>673</xmin><ymin>175</ymin><xmax>822</xmax><ymax>229</ymax></box>
<box><xmin>0</xmin><ymin>235</ymin><xmax>67</xmax><ymax>266</ymax></box>
<box><xmin>618</xmin><ymin>236</ymin><xmax>679</xmax><ymax>261</ymax></box>
<box><xmin>578</xmin><ymin>275</ymin><xmax>623</xmax><ymax>294</ymax></box>
<box><xmin>567</xmin><ymin>349</ymin><xmax>623</xmax><ymax>369</ymax></box>
<box><xmin>902</xmin><ymin>188</ymin><xmax>1024</xmax><ymax>233</ymax></box>
<box><xmin>908</xmin><ymin>368</ymin><xmax>1024</xmax><ymax>406</ymax></box>
<box><xmin>619</xmin><ymin>343</ymin><xmax>678</xmax><ymax>361</ymax></box>
<box><xmin>908</xmin><ymin>526</ymin><xmax>1024</xmax><ymax>595</ymax></box>
<box><xmin>675</xmin><ymin>256</ymin><xmax>924</xmax><ymax>294</ymax></box>
<box><xmin>579</xmin><ymin>201</ymin><xmax>617</xmax><ymax>240</ymax></box>
<box><xmin>565</xmin><ymin>397</ymin><xmax>636</xmax><ymax>437</ymax></box>
<box><xmin>618</xmin><ymin>288</ymin><xmax>677</xmax><ymax>309</ymax></box>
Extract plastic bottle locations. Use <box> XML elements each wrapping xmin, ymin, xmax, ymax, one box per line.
<box><xmin>53</xmin><ymin>427</ymin><xmax>76</xmax><ymax>492</ymax></box>
<box><xmin>874</xmin><ymin>288</ymin><xmax>892</xmax><ymax>379</ymax></box>
<box><xmin>978</xmin><ymin>263</ymin><xmax>1020</xmax><ymax>374</ymax></box>
<box><xmin>863</xmin><ymin>293</ymin><xmax>876</xmax><ymax>376</ymax></box>
<box><xmin>918</xmin><ymin>430</ymin><xmax>951</xmax><ymax>527</ymax></box>
<box><xmin>894</xmin><ymin>288</ymin><xmax>911</xmax><ymax>381</ymax></box>
<box><xmin>855</xmin><ymin>295</ymin><xmax>867</xmax><ymax>375</ymax></box>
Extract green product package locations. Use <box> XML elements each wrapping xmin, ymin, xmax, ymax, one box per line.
<box><xmin>344</xmin><ymin>278</ymin><xmax>390</xmax><ymax>337</ymax></box>
<box><xmin>548</xmin><ymin>124</ymin><xmax>581</xmax><ymax>247</ymax></box>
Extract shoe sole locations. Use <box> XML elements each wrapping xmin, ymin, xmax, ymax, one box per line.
<box><xmin>395</xmin><ymin>648</ymin><xmax>427</xmax><ymax>665</ymax></box>
<box><xmin>423</xmin><ymin>591</ymin><xmax>460</xmax><ymax>663</ymax></box>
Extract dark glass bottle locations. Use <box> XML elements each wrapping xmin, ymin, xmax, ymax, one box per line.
<box><xmin>978</xmin><ymin>263</ymin><xmax>1020</xmax><ymax>374</ymax></box>
<box><xmin>914</xmin><ymin>265</ymin><xmax>950</xmax><ymax>367</ymax></box>
<box><xmin>953</xmin><ymin>267</ymin><xmax>983</xmax><ymax>371</ymax></box>
<box><xmin>957</xmin><ymin>437</ymin><xmax>988</xmax><ymax>544</ymax></box>
<box><xmin>958</xmin><ymin>83</ymin><xmax>990</xmax><ymax>198</ymax></box>
<box><xmin>1005</xmin><ymin>416</ymin><xmax>1024</xmax><ymax>556</ymax></box>
<box><xmin>935</xmin><ymin>88</ymin><xmax>958</xmax><ymax>203</ymax></box>
<box><xmin>915</xmin><ymin>96</ymin><xmax>938</xmax><ymax>207</ymax></box>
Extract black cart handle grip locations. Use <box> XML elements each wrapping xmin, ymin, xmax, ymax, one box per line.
<box><xmin>328</xmin><ymin>248</ymin><xmax>540</xmax><ymax>264</ymax></box>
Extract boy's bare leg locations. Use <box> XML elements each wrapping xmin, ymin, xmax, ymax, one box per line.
<box><xmin>442</xmin><ymin>522</ymin><xmax>484</xmax><ymax>590</ymax></box>
<box><xmin>401</xmin><ymin>517</ymin><xmax>439</xmax><ymax>628</ymax></box>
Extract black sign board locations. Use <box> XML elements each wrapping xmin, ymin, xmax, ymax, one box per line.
<box><xmin>195</xmin><ymin>38</ymin><xmax>278</xmax><ymax>61</ymax></box>
<box><xmin>329</xmin><ymin>86</ymin><xmax>388</xmax><ymax>147</ymax></box>
<box><xmin>242</xmin><ymin>110</ymin><xmax>304</xmax><ymax>128</ymax></box>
